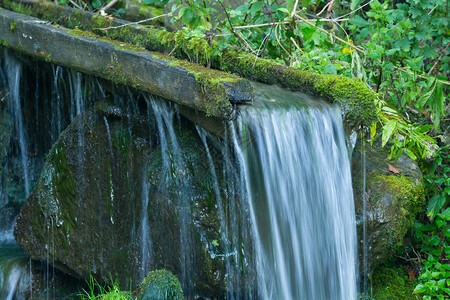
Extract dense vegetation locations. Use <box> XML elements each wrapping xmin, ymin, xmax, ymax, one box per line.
<box><xmin>54</xmin><ymin>0</ymin><xmax>449</xmax><ymax>298</ymax></box>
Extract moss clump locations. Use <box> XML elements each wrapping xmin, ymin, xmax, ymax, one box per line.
<box><xmin>369</xmin><ymin>173</ymin><xmax>424</xmax><ymax>244</ymax></box>
<box><xmin>50</xmin><ymin>144</ymin><xmax>77</xmax><ymax>230</ymax></box>
<box><xmin>371</xmin><ymin>266</ymin><xmax>416</xmax><ymax>299</ymax></box>
<box><xmin>138</xmin><ymin>269</ymin><xmax>184</xmax><ymax>300</ymax></box>
<box><xmin>10</xmin><ymin>19</ymin><xmax>16</xmax><ymax>32</ymax></box>
<box><xmin>67</xmin><ymin>28</ymin><xmax>146</xmax><ymax>52</ymax></box>
<box><xmin>100</xmin><ymin>52</ymin><xmax>140</xmax><ymax>88</ymax></box>
<box><xmin>152</xmin><ymin>52</ymin><xmax>244</xmax><ymax>117</ymax></box>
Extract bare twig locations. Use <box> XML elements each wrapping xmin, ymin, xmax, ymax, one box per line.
<box><xmin>336</xmin><ymin>0</ymin><xmax>375</xmax><ymax>20</ymax></box>
<box><xmin>68</xmin><ymin>0</ymin><xmax>82</xmax><ymax>10</ymax></box>
<box><xmin>275</xmin><ymin>24</ymin><xmax>290</xmax><ymax>57</ymax></box>
<box><xmin>291</xmin><ymin>0</ymin><xmax>300</xmax><ymax>18</ymax></box>
<box><xmin>232</xmin><ymin>18</ymin><xmax>348</xmax><ymax>30</ymax></box>
<box><xmin>217</xmin><ymin>0</ymin><xmax>257</xmax><ymax>55</ymax></box>
<box><xmin>96</xmin><ymin>14</ymin><xmax>167</xmax><ymax>30</ymax></box>
<box><xmin>316</xmin><ymin>1</ymin><xmax>332</xmax><ymax>16</ymax></box>
<box><xmin>99</xmin><ymin>0</ymin><xmax>118</xmax><ymax>14</ymax></box>
<box><xmin>428</xmin><ymin>43</ymin><xmax>450</xmax><ymax>75</ymax></box>
<box><xmin>295</xmin><ymin>13</ymin><xmax>365</xmax><ymax>53</ymax></box>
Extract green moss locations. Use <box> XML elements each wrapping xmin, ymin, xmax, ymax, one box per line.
<box><xmin>100</xmin><ymin>53</ymin><xmax>139</xmax><ymax>88</ymax></box>
<box><xmin>112</xmin><ymin>124</ymin><xmax>131</xmax><ymax>164</ymax></box>
<box><xmin>51</xmin><ymin>144</ymin><xmax>77</xmax><ymax>230</ymax></box>
<box><xmin>10</xmin><ymin>19</ymin><xmax>16</xmax><ymax>32</ymax></box>
<box><xmin>67</xmin><ymin>28</ymin><xmax>146</xmax><ymax>52</ymax></box>
<box><xmin>138</xmin><ymin>269</ymin><xmax>183</xmax><ymax>300</ymax></box>
<box><xmin>370</xmin><ymin>173</ymin><xmax>424</xmax><ymax>244</ymax></box>
<box><xmin>31</xmin><ymin>142</ymin><xmax>77</xmax><ymax>253</ymax></box>
<box><xmin>1</xmin><ymin>0</ymin><xmax>32</xmax><ymax>15</ymax></box>
<box><xmin>371</xmin><ymin>266</ymin><xmax>416</xmax><ymax>299</ymax></box>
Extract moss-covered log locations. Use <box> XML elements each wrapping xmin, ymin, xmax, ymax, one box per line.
<box><xmin>0</xmin><ymin>8</ymin><xmax>254</xmax><ymax>119</ymax></box>
<box><xmin>0</xmin><ymin>0</ymin><xmax>378</xmax><ymax>129</ymax></box>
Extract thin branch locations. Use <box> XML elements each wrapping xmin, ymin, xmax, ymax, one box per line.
<box><xmin>336</xmin><ymin>0</ymin><xmax>375</xmax><ymax>20</ymax></box>
<box><xmin>232</xmin><ymin>18</ymin><xmax>348</xmax><ymax>30</ymax></box>
<box><xmin>295</xmin><ymin>13</ymin><xmax>365</xmax><ymax>53</ymax></box>
<box><xmin>96</xmin><ymin>14</ymin><xmax>167</xmax><ymax>30</ymax></box>
<box><xmin>275</xmin><ymin>23</ymin><xmax>290</xmax><ymax>57</ymax></box>
<box><xmin>99</xmin><ymin>0</ymin><xmax>118</xmax><ymax>14</ymax></box>
<box><xmin>291</xmin><ymin>0</ymin><xmax>300</xmax><ymax>18</ymax></box>
<box><xmin>217</xmin><ymin>0</ymin><xmax>257</xmax><ymax>55</ymax></box>
<box><xmin>428</xmin><ymin>43</ymin><xmax>450</xmax><ymax>75</ymax></box>
<box><xmin>68</xmin><ymin>0</ymin><xmax>82</xmax><ymax>10</ymax></box>
<box><xmin>316</xmin><ymin>1</ymin><xmax>332</xmax><ymax>16</ymax></box>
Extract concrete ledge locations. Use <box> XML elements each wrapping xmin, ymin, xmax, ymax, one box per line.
<box><xmin>0</xmin><ymin>8</ymin><xmax>254</xmax><ymax>119</ymax></box>
<box><xmin>0</xmin><ymin>0</ymin><xmax>378</xmax><ymax>130</ymax></box>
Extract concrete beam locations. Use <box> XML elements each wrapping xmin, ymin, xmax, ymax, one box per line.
<box><xmin>0</xmin><ymin>8</ymin><xmax>254</xmax><ymax>119</ymax></box>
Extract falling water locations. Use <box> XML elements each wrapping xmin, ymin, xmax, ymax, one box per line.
<box><xmin>232</xmin><ymin>83</ymin><xmax>357</xmax><ymax>299</ymax></box>
<box><xmin>361</xmin><ymin>135</ymin><xmax>369</xmax><ymax>298</ymax></box>
<box><xmin>4</xmin><ymin>52</ymin><xmax>30</xmax><ymax>196</ymax></box>
<box><xmin>0</xmin><ymin>49</ymin><xmax>358</xmax><ymax>298</ymax></box>
<box><xmin>149</xmin><ymin>97</ymin><xmax>195</xmax><ymax>292</ymax></box>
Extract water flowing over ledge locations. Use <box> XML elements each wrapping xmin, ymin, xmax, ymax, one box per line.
<box><xmin>2</xmin><ymin>50</ymin><xmax>358</xmax><ymax>298</ymax></box>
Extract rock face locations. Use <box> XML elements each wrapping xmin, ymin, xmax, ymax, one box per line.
<box><xmin>351</xmin><ymin>140</ymin><xmax>425</xmax><ymax>274</ymax></box>
<box><xmin>14</xmin><ymin>100</ymin><xmax>251</xmax><ymax>297</ymax></box>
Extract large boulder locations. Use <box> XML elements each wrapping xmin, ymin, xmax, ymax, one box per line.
<box><xmin>14</xmin><ymin>101</ymin><xmax>251</xmax><ymax>297</ymax></box>
<box><xmin>351</xmin><ymin>140</ymin><xmax>425</xmax><ymax>274</ymax></box>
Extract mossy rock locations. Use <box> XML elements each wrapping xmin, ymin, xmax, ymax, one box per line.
<box><xmin>371</xmin><ymin>265</ymin><xmax>416</xmax><ymax>299</ymax></box>
<box><xmin>351</xmin><ymin>139</ymin><xmax>425</xmax><ymax>274</ymax></box>
<box><xmin>13</xmin><ymin>99</ymin><xmax>250</xmax><ymax>296</ymax></box>
<box><xmin>0</xmin><ymin>110</ymin><xmax>13</xmax><ymax>169</ymax></box>
<box><xmin>138</xmin><ymin>269</ymin><xmax>183</xmax><ymax>300</ymax></box>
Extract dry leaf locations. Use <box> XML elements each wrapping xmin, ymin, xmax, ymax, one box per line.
<box><xmin>388</xmin><ymin>164</ymin><xmax>400</xmax><ymax>174</ymax></box>
<box><xmin>408</xmin><ymin>270</ymin><xmax>415</xmax><ymax>281</ymax></box>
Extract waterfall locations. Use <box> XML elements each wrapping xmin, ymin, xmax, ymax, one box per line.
<box><xmin>232</xmin><ymin>83</ymin><xmax>357</xmax><ymax>299</ymax></box>
<box><xmin>4</xmin><ymin>51</ymin><xmax>30</xmax><ymax>197</ymax></box>
<box><xmin>0</xmin><ymin>50</ymin><xmax>358</xmax><ymax>298</ymax></box>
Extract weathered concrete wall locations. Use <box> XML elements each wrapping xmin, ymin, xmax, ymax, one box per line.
<box><xmin>0</xmin><ymin>8</ymin><xmax>253</xmax><ymax>119</ymax></box>
<box><xmin>0</xmin><ymin>0</ymin><xmax>378</xmax><ymax>131</ymax></box>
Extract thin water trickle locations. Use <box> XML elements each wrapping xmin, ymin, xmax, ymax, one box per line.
<box><xmin>4</xmin><ymin>51</ymin><xmax>30</xmax><ymax>196</ymax></box>
<box><xmin>149</xmin><ymin>97</ymin><xmax>194</xmax><ymax>291</ymax></box>
<box><xmin>362</xmin><ymin>134</ymin><xmax>369</xmax><ymax>298</ymax></box>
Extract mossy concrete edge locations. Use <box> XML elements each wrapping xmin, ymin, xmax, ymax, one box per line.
<box><xmin>0</xmin><ymin>6</ymin><xmax>254</xmax><ymax>119</ymax></box>
<box><xmin>0</xmin><ymin>0</ymin><xmax>378</xmax><ymax>130</ymax></box>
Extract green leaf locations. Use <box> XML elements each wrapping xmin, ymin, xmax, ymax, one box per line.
<box><xmin>212</xmin><ymin>239</ymin><xmax>219</xmax><ymax>246</ymax></box>
<box><xmin>277</xmin><ymin>7</ymin><xmax>289</xmax><ymax>14</ymax></box>
<box><xmin>351</xmin><ymin>0</ymin><xmax>363</xmax><ymax>10</ymax></box>
<box><xmin>382</xmin><ymin>120</ymin><xmax>397</xmax><ymax>147</ymax></box>
<box><xmin>430</xmin><ymin>82</ymin><xmax>445</xmax><ymax>128</ymax></box>
<box><xmin>438</xmin><ymin>208</ymin><xmax>450</xmax><ymax>221</ymax></box>
<box><xmin>414</xmin><ymin>283</ymin><xmax>426</xmax><ymax>293</ymax></box>
<box><xmin>179</xmin><ymin>7</ymin><xmax>193</xmax><ymax>25</ymax></box>
<box><xmin>302</xmin><ymin>0</ymin><xmax>312</xmax><ymax>8</ymax></box>
<box><xmin>427</xmin><ymin>194</ymin><xmax>446</xmax><ymax>220</ymax></box>
<box><xmin>249</xmin><ymin>2</ymin><xmax>263</xmax><ymax>15</ymax></box>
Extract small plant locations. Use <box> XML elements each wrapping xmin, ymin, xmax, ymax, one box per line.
<box><xmin>412</xmin><ymin>145</ymin><xmax>450</xmax><ymax>299</ymax></box>
<box><xmin>78</xmin><ymin>274</ymin><xmax>133</xmax><ymax>300</ymax></box>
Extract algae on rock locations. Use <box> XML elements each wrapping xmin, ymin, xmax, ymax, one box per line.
<box><xmin>13</xmin><ymin>98</ymin><xmax>253</xmax><ymax>297</ymax></box>
<box><xmin>351</xmin><ymin>139</ymin><xmax>425</xmax><ymax>274</ymax></box>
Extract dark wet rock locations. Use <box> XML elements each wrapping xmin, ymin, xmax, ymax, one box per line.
<box><xmin>13</xmin><ymin>105</ymin><xmax>245</xmax><ymax>296</ymax></box>
<box><xmin>351</xmin><ymin>140</ymin><xmax>425</xmax><ymax>274</ymax></box>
